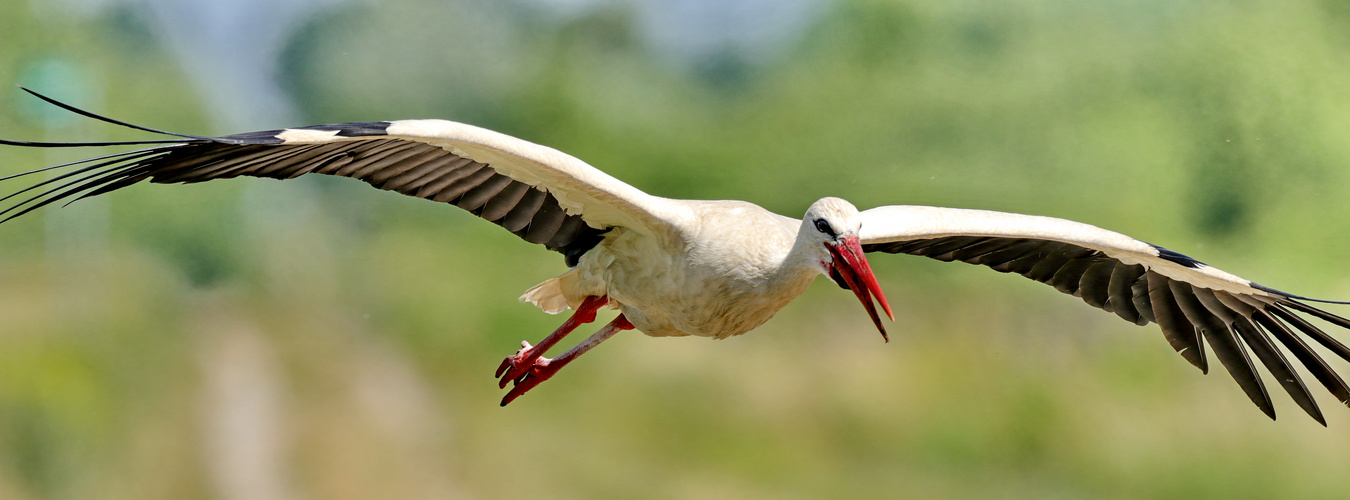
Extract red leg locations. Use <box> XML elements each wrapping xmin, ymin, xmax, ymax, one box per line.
<box><xmin>495</xmin><ymin>295</ymin><xmax>608</xmax><ymax>388</ymax></box>
<box><xmin>500</xmin><ymin>314</ymin><xmax>635</xmax><ymax>406</ymax></box>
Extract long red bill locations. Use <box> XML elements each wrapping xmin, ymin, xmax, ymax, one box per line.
<box><xmin>827</xmin><ymin>235</ymin><xmax>895</xmax><ymax>342</ymax></box>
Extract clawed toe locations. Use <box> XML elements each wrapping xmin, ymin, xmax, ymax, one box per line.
<box><xmin>494</xmin><ymin>338</ymin><xmax>569</xmax><ymax>406</ymax></box>
<box><xmin>495</xmin><ymin>341</ymin><xmax>541</xmax><ymax>388</ymax></box>
<box><xmin>500</xmin><ymin>358</ymin><xmax>558</xmax><ymax>406</ymax></box>
<box><xmin>494</xmin><ymin>310</ymin><xmax>634</xmax><ymax>406</ymax></box>
<box><xmin>495</xmin><ymin>339</ymin><xmax>566</xmax><ymax>405</ymax></box>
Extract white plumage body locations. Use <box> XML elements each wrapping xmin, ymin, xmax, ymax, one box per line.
<box><xmin>528</xmin><ymin>199</ymin><xmax>817</xmax><ymax>338</ymax></box>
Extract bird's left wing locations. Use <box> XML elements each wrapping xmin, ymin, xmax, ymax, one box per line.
<box><xmin>858</xmin><ymin>204</ymin><xmax>1350</xmax><ymax>424</ymax></box>
<box><xmin>0</xmin><ymin>89</ymin><xmax>680</xmax><ymax>266</ymax></box>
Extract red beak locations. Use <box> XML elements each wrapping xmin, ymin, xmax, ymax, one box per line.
<box><xmin>826</xmin><ymin>235</ymin><xmax>895</xmax><ymax>342</ymax></box>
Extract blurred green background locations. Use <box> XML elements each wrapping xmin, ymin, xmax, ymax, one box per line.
<box><xmin>4</xmin><ymin>0</ymin><xmax>1350</xmax><ymax>498</ymax></box>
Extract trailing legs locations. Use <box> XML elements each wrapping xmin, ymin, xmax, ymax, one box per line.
<box><xmin>495</xmin><ymin>295</ymin><xmax>635</xmax><ymax>406</ymax></box>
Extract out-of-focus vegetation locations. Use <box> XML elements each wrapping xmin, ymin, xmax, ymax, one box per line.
<box><xmin>4</xmin><ymin>0</ymin><xmax>1350</xmax><ymax>498</ymax></box>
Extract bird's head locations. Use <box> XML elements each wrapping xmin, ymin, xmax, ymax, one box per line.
<box><xmin>801</xmin><ymin>197</ymin><xmax>895</xmax><ymax>341</ymax></box>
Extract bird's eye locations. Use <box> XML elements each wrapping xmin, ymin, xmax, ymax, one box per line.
<box><xmin>813</xmin><ymin>218</ymin><xmax>836</xmax><ymax>237</ymax></box>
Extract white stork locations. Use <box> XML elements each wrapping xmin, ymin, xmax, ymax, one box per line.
<box><xmin>4</xmin><ymin>88</ymin><xmax>1350</xmax><ymax>420</ymax></box>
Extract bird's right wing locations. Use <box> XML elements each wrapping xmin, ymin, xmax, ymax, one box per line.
<box><xmin>0</xmin><ymin>89</ymin><xmax>684</xmax><ymax>266</ymax></box>
<box><xmin>859</xmin><ymin>204</ymin><xmax>1350</xmax><ymax>424</ymax></box>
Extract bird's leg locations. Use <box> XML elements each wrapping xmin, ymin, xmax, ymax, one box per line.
<box><xmin>500</xmin><ymin>314</ymin><xmax>635</xmax><ymax>406</ymax></box>
<box><xmin>495</xmin><ymin>295</ymin><xmax>608</xmax><ymax>388</ymax></box>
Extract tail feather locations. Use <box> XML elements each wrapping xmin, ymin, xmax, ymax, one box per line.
<box><xmin>520</xmin><ymin>273</ymin><xmax>572</xmax><ymax>314</ymax></box>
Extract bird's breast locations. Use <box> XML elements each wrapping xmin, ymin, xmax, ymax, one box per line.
<box><xmin>575</xmin><ymin>202</ymin><xmax>813</xmax><ymax>339</ymax></box>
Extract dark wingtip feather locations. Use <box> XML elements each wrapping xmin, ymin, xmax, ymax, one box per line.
<box><xmin>18</xmin><ymin>87</ymin><xmax>210</xmax><ymax>140</ymax></box>
<box><xmin>0</xmin><ymin>137</ymin><xmax>188</xmax><ymax>148</ymax></box>
<box><xmin>1148</xmin><ymin>273</ymin><xmax>1208</xmax><ymax>373</ymax></box>
<box><xmin>1252</xmin><ymin>310</ymin><xmax>1350</xmax><ymax>412</ymax></box>
<box><xmin>1233</xmin><ymin>317</ymin><xmax>1325</xmax><ymax>424</ymax></box>
<box><xmin>1149</xmin><ymin>244</ymin><xmax>1205</xmax><ymax>269</ymax></box>
<box><xmin>1170</xmin><ymin>281</ymin><xmax>1274</xmax><ymax>418</ymax></box>
<box><xmin>0</xmin><ymin>162</ymin><xmax>146</xmax><ymax>224</ymax></box>
<box><xmin>1271</xmin><ymin>304</ymin><xmax>1350</xmax><ymax>365</ymax></box>
<box><xmin>0</xmin><ymin>148</ymin><xmax>165</xmax><ymax>182</ymax></box>
<box><xmin>1251</xmin><ymin>283</ymin><xmax>1350</xmax><ymax>305</ymax></box>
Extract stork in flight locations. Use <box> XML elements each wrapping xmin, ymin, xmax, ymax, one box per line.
<box><xmin>4</xmin><ymin>89</ymin><xmax>1350</xmax><ymax>420</ymax></box>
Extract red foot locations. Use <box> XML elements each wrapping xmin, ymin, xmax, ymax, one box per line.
<box><xmin>495</xmin><ymin>340</ymin><xmax>546</xmax><ymax>389</ymax></box>
<box><xmin>496</xmin><ymin>311</ymin><xmax>634</xmax><ymax>407</ymax></box>
<box><xmin>499</xmin><ymin>356</ymin><xmax>567</xmax><ymax>406</ymax></box>
<box><xmin>494</xmin><ymin>296</ymin><xmax>608</xmax><ymax>390</ymax></box>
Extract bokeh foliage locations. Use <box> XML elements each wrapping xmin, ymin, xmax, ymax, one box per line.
<box><xmin>4</xmin><ymin>0</ymin><xmax>1350</xmax><ymax>498</ymax></box>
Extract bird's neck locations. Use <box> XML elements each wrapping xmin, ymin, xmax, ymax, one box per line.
<box><xmin>774</xmin><ymin>225</ymin><xmax>832</xmax><ymax>289</ymax></box>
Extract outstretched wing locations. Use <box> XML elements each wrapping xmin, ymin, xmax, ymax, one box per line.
<box><xmin>0</xmin><ymin>89</ymin><xmax>680</xmax><ymax>266</ymax></box>
<box><xmin>859</xmin><ymin>204</ymin><xmax>1350</xmax><ymax>424</ymax></box>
